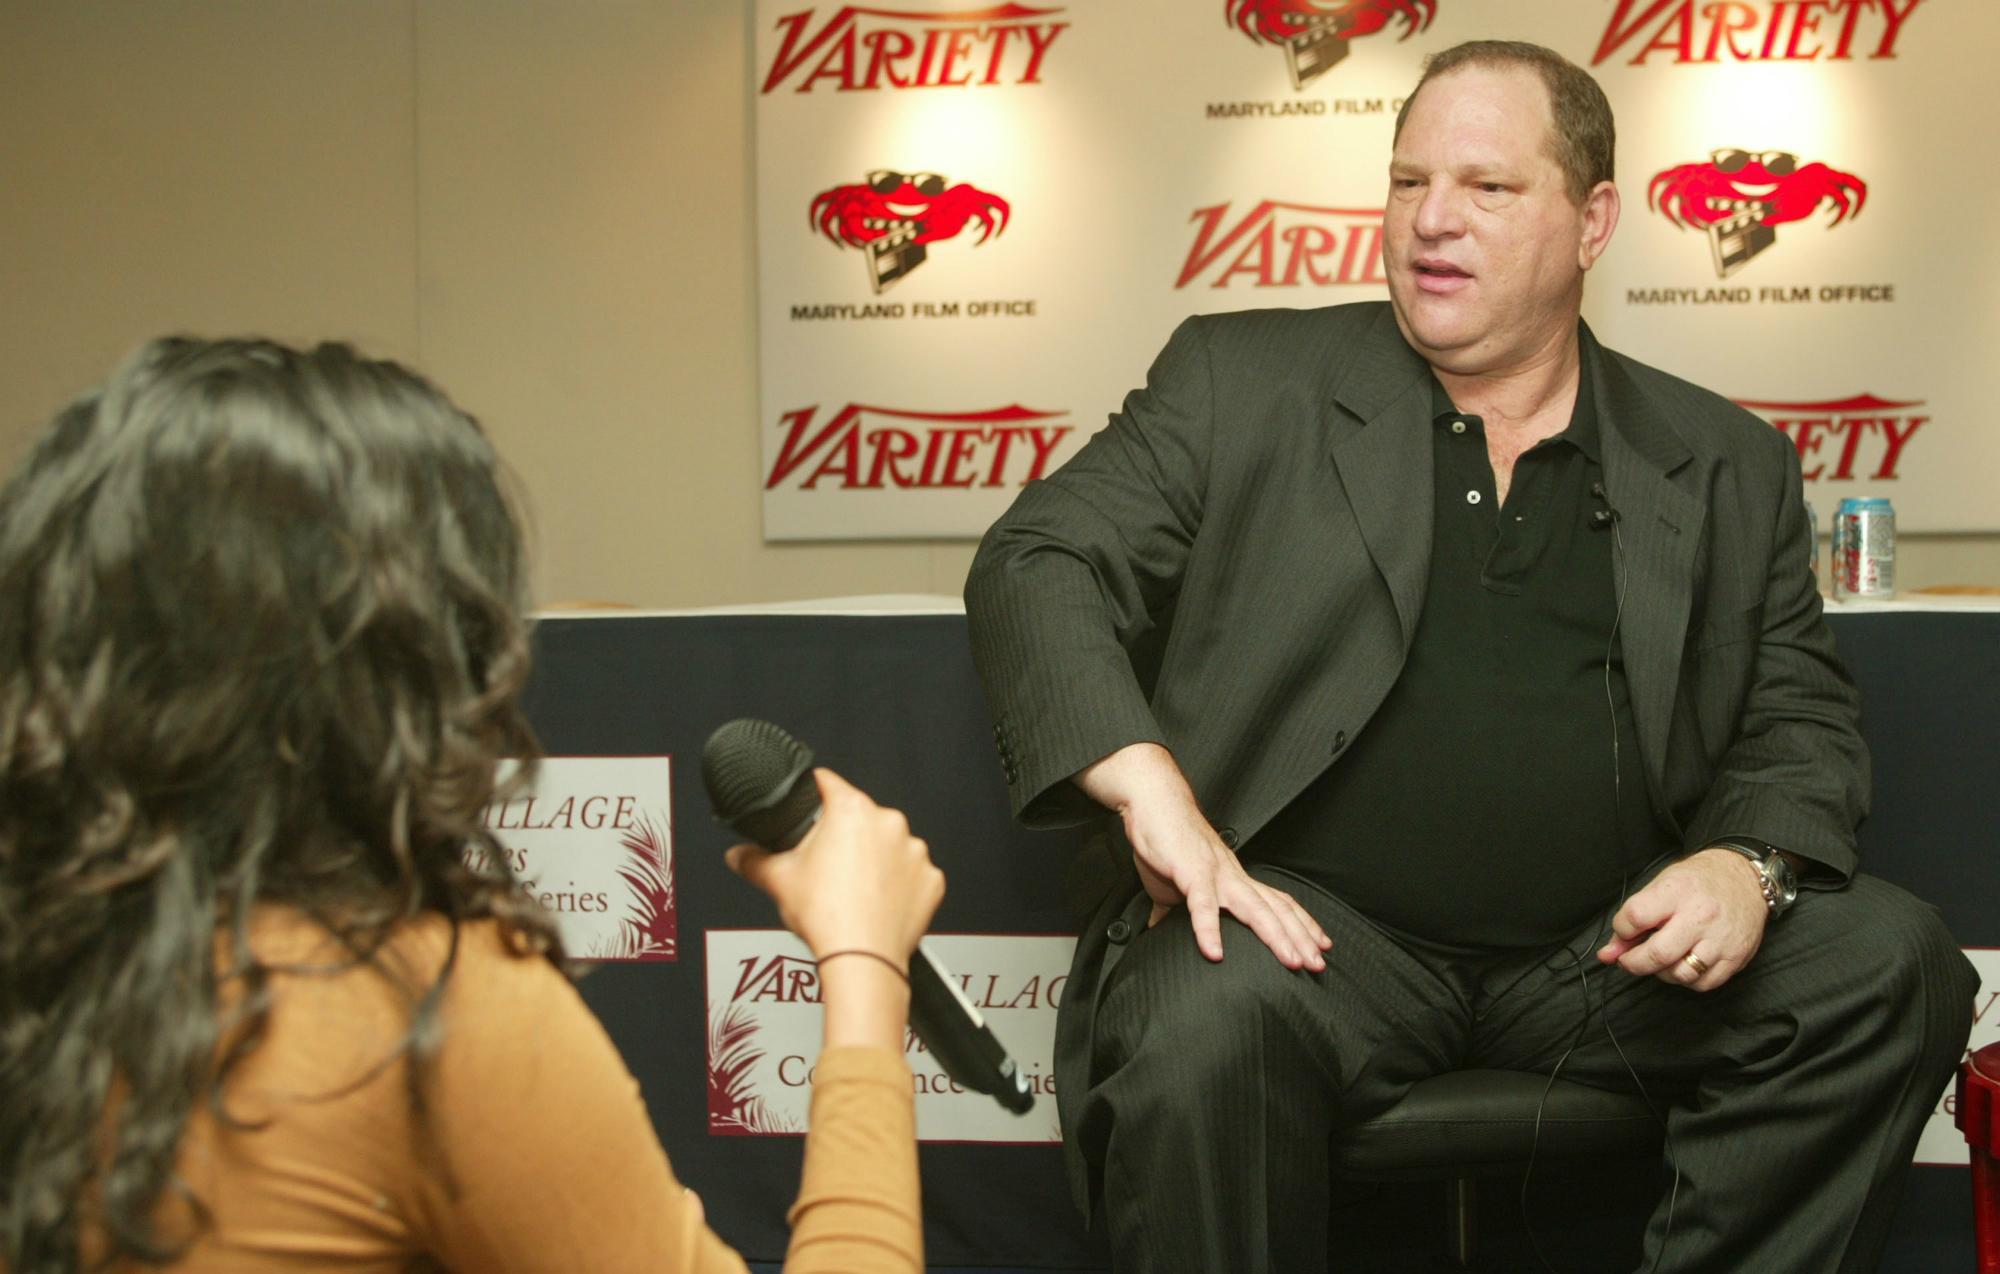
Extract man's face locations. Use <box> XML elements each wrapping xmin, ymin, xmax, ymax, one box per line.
<box><xmin>1384</xmin><ymin>65</ymin><xmax>1603</xmax><ymax>375</ymax></box>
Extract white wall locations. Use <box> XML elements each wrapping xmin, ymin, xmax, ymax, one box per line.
<box><xmin>1</xmin><ymin>1</ymin><xmax>1991</xmax><ymax>604</ymax></box>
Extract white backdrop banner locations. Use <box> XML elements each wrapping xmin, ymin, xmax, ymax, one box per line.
<box><xmin>481</xmin><ymin>757</ymin><xmax>677</xmax><ymax>961</ymax></box>
<box><xmin>753</xmin><ymin>0</ymin><xmax>1993</xmax><ymax>537</ymax></box>
<box><xmin>705</xmin><ymin>928</ymin><xmax>1069</xmax><ymax>1142</ymax></box>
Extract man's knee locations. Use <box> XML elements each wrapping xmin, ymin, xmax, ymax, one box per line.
<box><xmin>1880</xmin><ymin>882</ymin><xmax>1980</xmax><ymax>1058</ymax></box>
<box><xmin>1092</xmin><ymin>913</ymin><xmax>1302</xmax><ymax>1084</ymax></box>
<box><xmin>1807</xmin><ymin>875</ymin><xmax>1979</xmax><ymax>1066</ymax></box>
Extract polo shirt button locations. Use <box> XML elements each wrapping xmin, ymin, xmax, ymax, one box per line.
<box><xmin>1219</xmin><ymin>826</ymin><xmax>1239</xmax><ymax>849</ymax></box>
<box><xmin>1451</xmin><ymin>420</ymin><xmax>1466</xmax><ymax>434</ymax></box>
<box><xmin>1332</xmin><ymin>730</ymin><xmax>1348</xmax><ymax>753</ymax></box>
<box><xmin>1106</xmin><ymin>918</ymin><xmax>1134</xmax><ymax>944</ymax></box>
<box><xmin>1466</xmin><ymin>490</ymin><xmax>1482</xmax><ymax>505</ymax></box>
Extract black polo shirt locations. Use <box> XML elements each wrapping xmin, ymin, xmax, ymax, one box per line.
<box><xmin>1247</xmin><ymin>334</ymin><xmax>1669</xmax><ymax>952</ymax></box>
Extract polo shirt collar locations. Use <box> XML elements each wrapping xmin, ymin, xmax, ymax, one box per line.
<box><xmin>1426</xmin><ymin>322</ymin><xmax>1603</xmax><ymax>463</ymax></box>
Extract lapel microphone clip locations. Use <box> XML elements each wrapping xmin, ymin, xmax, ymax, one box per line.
<box><xmin>1589</xmin><ymin>481</ymin><xmax>1621</xmax><ymax>530</ymax></box>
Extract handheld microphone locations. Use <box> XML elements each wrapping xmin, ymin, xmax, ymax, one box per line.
<box><xmin>701</xmin><ymin>719</ymin><xmax>1036</xmax><ymax>1115</ymax></box>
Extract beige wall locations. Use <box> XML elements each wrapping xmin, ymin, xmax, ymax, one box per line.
<box><xmin>2</xmin><ymin>1</ymin><xmax>1993</xmax><ymax>605</ymax></box>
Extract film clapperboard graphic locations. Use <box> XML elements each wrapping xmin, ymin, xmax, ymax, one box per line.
<box><xmin>1285</xmin><ymin>12</ymin><xmax>1354</xmax><ymax>88</ymax></box>
<box><xmin>1709</xmin><ymin>202</ymin><xmax>1778</xmax><ymax>277</ymax></box>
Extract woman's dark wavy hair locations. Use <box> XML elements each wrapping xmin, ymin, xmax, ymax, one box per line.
<box><xmin>0</xmin><ymin>337</ymin><xmax>562</xmax><ymax>1272</ymax></box>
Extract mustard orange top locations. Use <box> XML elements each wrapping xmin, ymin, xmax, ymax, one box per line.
<box><xmin>91</xmin><ymin>913</ymin><xmax>922</xmax><ymax>1273</ymax></box>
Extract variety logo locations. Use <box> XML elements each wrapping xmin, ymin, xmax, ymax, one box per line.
<box><xmin>765</xmin><ymin>404</ymin><xmax>1072</xmax><ymax>491</ymax></box>
<box><xmin>1593</xmin><ymin>0</ymin><xmax>1926</xmax><ymax>66</ymax></box>
<box><xmin>1736</xmin><ymin>393</ymin><xmax>1927</xmax><ymax>481</ymax></box>
<box><xmin>1649</xmin><ymin>149</ymin><xmax>1867</xmax><ymax>277</ymax></box>
<box><xmin>1177</xmin><ymin>200</ymin><xmax>1386</xmax><ymax>288</ymax></box>
<box><xmin>811</xmin><ymin>170</ymin><xmax>1010</xmax><ymax>293</ymax></box>
<box><xmin>1226</xmin><ymin>0</ymin><xmax>1436</xmax><ymax>90</ymax></box>
<box><xmin>706</xmin><ymin>930</ymin><xmax>1068</xmax><ymax>1141</ymax></box>
<box><xmin>478</xmin><ymin>758</ymin><xmax>676</xmax><ymax>961</ymax></box>
<box><xmin>761</xmin><ymin>4</ymin><xmax>1069</xmax><ymax>93</ymax></box>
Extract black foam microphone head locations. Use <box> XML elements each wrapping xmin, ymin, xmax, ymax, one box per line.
<box><xmin>701</xmin><ymin>718</ymin><xmax>821</xmax><ymax>850</ymax></box>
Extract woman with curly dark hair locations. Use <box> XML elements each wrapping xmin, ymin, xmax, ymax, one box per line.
<box><xmin>0</xmin><ymin>338</ymin><xmax>938</xmax><ymax>1273</ymax></box>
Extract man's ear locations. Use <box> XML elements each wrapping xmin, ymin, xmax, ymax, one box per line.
<box><xmin>1579</xmin><ymin>180</ymin><xmax>1620</xmax><ymax>271</ymax></box>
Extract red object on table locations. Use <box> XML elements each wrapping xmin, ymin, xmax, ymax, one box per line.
<box><xmin>1959</xmin><ymin>1041</ymin><xmax>2000</xmax><ymax>1274</ymax></box>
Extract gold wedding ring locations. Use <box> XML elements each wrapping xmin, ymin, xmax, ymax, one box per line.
<box><xmin>1682</xmin><ymin>953</ymin><xmax>1710</xmax><ymax>977</ymax></box>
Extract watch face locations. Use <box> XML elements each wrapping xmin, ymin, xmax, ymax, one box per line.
<box><xmin>1766</xmin><ymin>854</ymin><xmax>1799</xmax><ymax>907</ymax></box>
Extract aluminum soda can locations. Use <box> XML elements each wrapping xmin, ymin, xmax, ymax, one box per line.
<box><xmin>1832</xmin><ymin>497</ymin><xmax>1895</xmax><ymax>599</ymax></box>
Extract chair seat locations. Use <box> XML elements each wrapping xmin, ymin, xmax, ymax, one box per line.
<box><xmin>1330</xmin><ymin>1069</ymin><xmax>1664</xmax><ymax>1181</ymax></box>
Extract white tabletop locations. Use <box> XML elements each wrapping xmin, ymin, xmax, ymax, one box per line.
<box><xmin>535</xmin><ymin>593</ymin><xmax>967</xmax><ymax>619</ymax></box>
<box><xmin>1820</xmin><ymin>593</ymin><xmax>2000</xmax><ymax>614</ymax></box>
<box><xmin>536</xmin><ymin>593</ymin><xmax>2000</xmax><ymax>619</ymax></box>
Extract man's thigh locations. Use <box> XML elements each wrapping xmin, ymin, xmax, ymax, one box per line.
<box><xmin>1089</xmin><ymin>865</ymin><xmax>1468</xmax><ymax>1123</ymax></box>
<box><xmin>1466</xmin><ymin>871</ymin><xmax>1971</xmax><ymax>1090</ymax></box>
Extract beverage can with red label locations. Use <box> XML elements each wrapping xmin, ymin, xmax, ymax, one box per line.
<box><xmin>1832</xmin><ymin>498</ymin><xmax>1895</xmax><ymax>600</ymax></box>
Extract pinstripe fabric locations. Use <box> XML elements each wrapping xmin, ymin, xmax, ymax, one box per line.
<box><xmin>1469</xmin><ymin>873</ymin><xmax>1974</xmax><ymax>1274</ymax></box>
<box><xmin>962</xmin><ymin>302</ymin><xmax>1974</xmax><ymax>1270</ymax></box>
<box><xmin>1086</xmin><ymin>866</ymin><xmax>1973</xmax><ymax>1273</ymax></box>
<box><xmin>1082</xmin><ymin>870</ymin><xmax>1465</xmax><ymax>1272</ymax></box>
<box><xmin>965</xmin><ymin>302</ymin><xmax>1866</xmax><ymax>868</ymax></box>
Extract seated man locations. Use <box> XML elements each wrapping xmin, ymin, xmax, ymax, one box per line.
<box><xmin>965</xmin><ymin>38</ymin><xmax>1977</xmax><ymax>1274</ymax></box>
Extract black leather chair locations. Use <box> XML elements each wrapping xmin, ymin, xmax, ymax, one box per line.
<box><xmin>1330</xmin><ymin>1070</ymin><xmax>1665</xmax><ymax>1267</ymax></box>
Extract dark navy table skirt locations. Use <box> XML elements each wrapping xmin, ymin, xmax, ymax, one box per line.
<box><xmin>520</xmin><ymin>603</ymin><xmax>1997</xmax><ymax>1270</ymax></box>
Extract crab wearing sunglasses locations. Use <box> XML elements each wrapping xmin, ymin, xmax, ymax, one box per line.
<box><xmin>810</xmin><ymin>170</ymin><xmax>1010</xmax><ymax>251</ymax></box>
<box><xmin>1226</xmin><ymin>0</ymin><xmax>1435</xmax><ymax>45</ymax></box>
<box><xmin>1648</xmin><ymin>149</ymin><xmax>1868</xmax><ymax>231</ymax></box>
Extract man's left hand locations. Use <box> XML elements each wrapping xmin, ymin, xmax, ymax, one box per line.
<box><xmin>1596</xmin><ymin>849</ymin><xmax>1769</xmax><ymax>991</ymax></box>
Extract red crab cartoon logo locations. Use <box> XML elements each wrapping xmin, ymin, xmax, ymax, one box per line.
<box><xmin>810</xmin><ymin>169</ymin><xmax>1010</xmax><ymax>293</ymax></box>
<box><xmin>1648</xmin><ymin>148</ymin><xmax>1868</xmax><ymax>278</ymax></box>
<box><xmin>1226</xmin><ymin>0</ymin><xmax>1436</xmax><ymax>90</ymax></box>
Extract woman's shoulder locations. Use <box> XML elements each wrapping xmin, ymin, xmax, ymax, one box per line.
<box><xmin>214</xmin><ymin>908</ymin><xmax>590</xmax><ymax>1135</ymax></box>
<box><xmin>225</xmin><ymin>908</ymin><xmax>572</xmax><ymax>1030</ymax></box>
<box><xmin>237</xmin><ymin>906</ymin><xmax>551</xmax><ymax>966</ymax></box>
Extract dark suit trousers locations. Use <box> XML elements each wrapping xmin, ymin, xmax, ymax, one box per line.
<box><xmin>1076</xmin><ymin>864</ymin><xmax>1978</xmax><ymax>1273</ymax></box>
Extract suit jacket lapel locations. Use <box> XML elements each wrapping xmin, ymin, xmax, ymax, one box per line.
<box><xmin>1312</xmin><ymin>312</ymin><xmax>1710</xmax><ymax>802</ymax></box>
<box><xmin>1592</xmin><ymin>339</ymin><xmax>1705</xmax><ymax>804</ymax></box>
<box><xmin>1325</xmin><ymin>307</ymin><xmax>1435</xmax><ymax>649</ymax></box>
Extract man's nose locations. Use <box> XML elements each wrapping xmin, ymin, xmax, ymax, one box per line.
<box><xmin>1412</xmin><ymin>184</ymin><xmax>1465</xmax><ymax>239</ymax></box>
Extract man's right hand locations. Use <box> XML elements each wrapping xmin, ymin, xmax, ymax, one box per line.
<box><xmin>1075</xmin><ymin>743</ymin><xmax>1329</xmax><ymax>970</ymax></box>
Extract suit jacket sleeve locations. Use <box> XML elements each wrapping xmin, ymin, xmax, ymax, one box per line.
<box><xmin>964</xmin><ymin>316</ymin><xmax>1216</xmax><ymax>826</ymax></box>
<box><xmin>1679</xmin><ymin>424</ymin><xmax>1868</xmax><ymax>882</ymax></box>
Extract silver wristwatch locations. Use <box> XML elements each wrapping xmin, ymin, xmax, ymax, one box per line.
<box><xmin>1707</xmin><ymin>838</ymin><xmax>1799</xmax><ymax>917</ymax></box>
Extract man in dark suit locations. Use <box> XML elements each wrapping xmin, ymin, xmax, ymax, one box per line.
<box><xmin>965</xmin><ymin>40</ymin><xmax>1976</xmax><ymax>1273</ymax></box>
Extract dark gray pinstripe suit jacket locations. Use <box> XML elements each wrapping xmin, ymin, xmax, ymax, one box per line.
<box><xmin>963</xmin><ymin>301</ymin><xmax>1868</xmax><ymax>1192</ymax></box>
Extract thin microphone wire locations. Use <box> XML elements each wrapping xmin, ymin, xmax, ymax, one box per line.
<box><xmin>1520</xmin><ymin>502</ymin><xmax>1680</xmax><ymax>1274</ymax></box>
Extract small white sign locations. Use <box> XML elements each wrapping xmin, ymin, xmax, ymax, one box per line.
<box><xmin>705</xmin><ymin>929</ymin><xmax>1071</xmax><ymax>1142</ymax></box>
<box><xmin>479</xmin><ymin>757</ymin><xmax>676</xmax><ymax>962</ymax></box>
<box><xmin>1914</xmin><ymin>947</ymin><xmax>2000</xmax><ymax>1165</ymax></box>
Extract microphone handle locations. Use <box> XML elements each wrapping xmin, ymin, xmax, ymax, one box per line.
<box><xmin>906</xmin><ymin>945</ymin><xmax>1035</xmax><ymax>1114</ymax></box>
<box><xmin>722</xmin><ymin>759</ymin><xmax>1034</xmax><ymax>1114</ymax></box>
